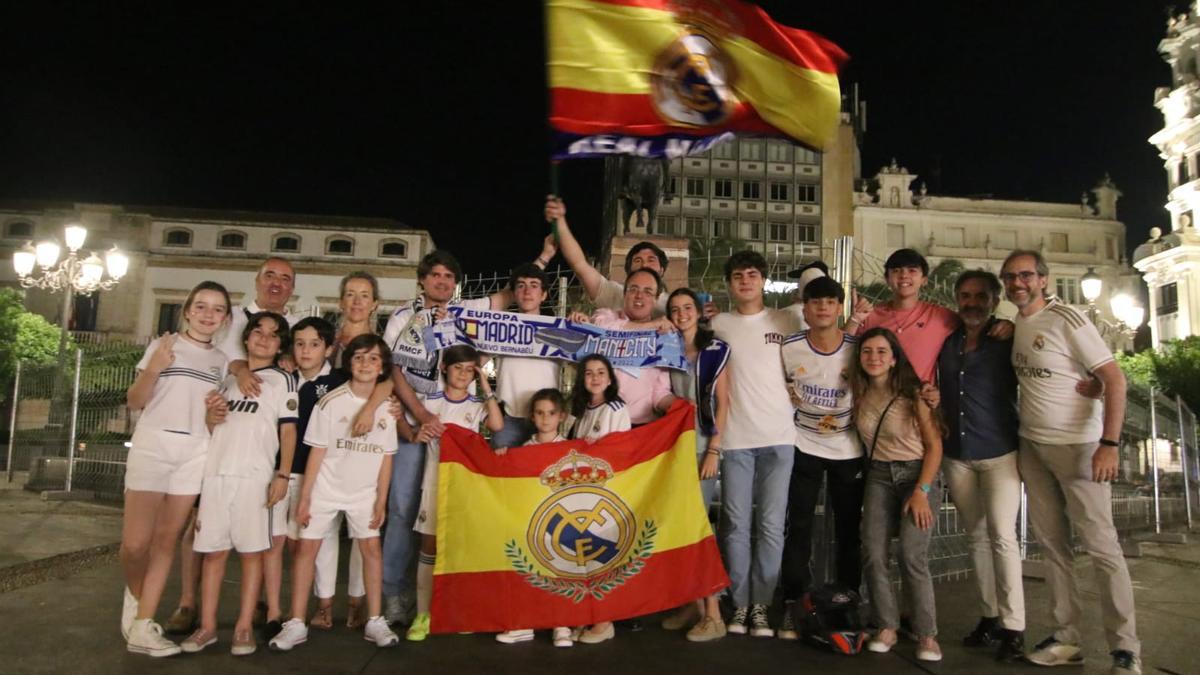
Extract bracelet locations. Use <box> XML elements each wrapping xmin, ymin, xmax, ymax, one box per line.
<box><xmin>275</xmin><ymin>472</ymin><xmax>289</xmax><ymax>480</ymax></box>
<box><xmin>1099</xmin><ymin>438</ymin><xmax>1119</xmax><ymax>447</ymax></box>
<box><xmin>534</xmin><ymin>256</ymin><xmax>549</xmax><ymax>268</ymax></box>
<box><xmin>482</xmin><ymin>392</ymin><xmax>497</xmax><ymax>402</ymax></box>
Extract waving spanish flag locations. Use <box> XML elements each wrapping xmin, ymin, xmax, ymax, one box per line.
<box><xmin>548</xmin><ymin>0</ymin><xmax>847</xmax><ymax>158</ymax></box>
<box><xmin>431</xmin><ymin>401</ymin><xmax>728</xmax><ymax>632</ymax></box>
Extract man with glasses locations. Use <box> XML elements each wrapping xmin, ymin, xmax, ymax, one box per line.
<box><xmin>1000</xmin><ymin>250</ymin><xmax>1140</xmax><ymax>675</ymax></box>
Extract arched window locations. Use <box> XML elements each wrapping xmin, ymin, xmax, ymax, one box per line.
<box><xmin>272</xmin><ymin>233</ymin><xmax>301</xmax><ymax>253</ymax></box>
<box><xmin>164</xmin><ymin>228</ymin><xmax>192</xmax><ymax>247</ymax></box>
<box><xmin>326</xmin><ymin>237</ymin><xmax>354</xmax><ymax>256</ymax></box>
<box><xmin>379</xmin><ymin>240</ymin><xmax>407</xmax><ymax>258</ymax></box>
<box><xmin>4</xmin><ymin>221</ymin><xmax>33</xmax><ymax>239</ymax></box>
<box><xmin>217</xmin><ymin>230</ymin><xmax>246</xmax><ymax>250</ymax></box>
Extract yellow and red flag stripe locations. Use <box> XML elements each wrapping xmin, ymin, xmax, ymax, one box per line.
<box><xmin>547</xmin><ymin>0</ymin><xmax>847</xmax><ymax>155</ymax></box>
<box><xmin>432</xmin><ymin>401</ymin><xmax>728</xmax><ymax>632</ymax></box>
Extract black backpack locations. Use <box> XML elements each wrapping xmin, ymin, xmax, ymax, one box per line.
<box><xmin>793</xmin><ymin>584</ymin><xmax>868</xmax><ymax>655</ymax></box>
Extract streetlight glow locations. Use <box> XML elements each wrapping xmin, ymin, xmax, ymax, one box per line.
<box><xmin>64</xmin><ymin>224</ymin><xmax>87</xmax><ymax>252</ymax></box>
<box><xmin>13</xmin><ymin>246</ymin><xmax>36</xmax><ymax>277</ymax></box>
<box><xmin>35</xmin><ymin>241</ymin><xmax>61</xmax><ymax>269</ymax></box>
<box><xmin>105</xmin><ymin>246</ymin><xmax>129</xmax><ymax>279</ymax></box>
<box><xmin>1081</xmin><ymin>267</ymin><xmax>1103</xmax><ymax>303</ymax></box>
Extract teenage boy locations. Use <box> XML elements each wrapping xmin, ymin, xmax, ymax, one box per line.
<box><xmin>777</xmin><ymin>276</ymin><xmax>862</xmax><ymax>641</ymax></box>
<box><xmin>490</xmin><ymin>263</ymin><xmax>561</xmax><ymax>448</ymax></box>
<box><xmin>270</xmin><ymin>334</ymin><xmax>401</xmax><ymax>651</ymax></box>
<box><xmin>379</xmin><ymin>250</ymin><xmax>511</xmax><ymax>623</ymax></box>
<box><xmin>710</xmin><ymin>250</ymin><xmax>803</xmax><ymax>637</ymax></box>
<box><xmin>1001</xmin><ymin>250</ymin><xmax>1139</xmax><ymax>675</ymax></box>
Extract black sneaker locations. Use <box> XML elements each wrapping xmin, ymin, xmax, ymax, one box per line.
<box><xmin>262</xmin><ymin>619</ymin><xmax>283</xmax><ymax>642</ymax></box>
<box><xmin>1110</xmin><ymin>649</ymin><xmax>1142</xmax><ymax>675</ymax></box>
<box><xmin>963</xmin><ymin>616</ymin><xmax>1001</xmax><ymax>647</ymax></box>
<box><xmin>994</xmin><ymin>629</ymin><xmax>1025</xmax><ymax>662</ymax></box>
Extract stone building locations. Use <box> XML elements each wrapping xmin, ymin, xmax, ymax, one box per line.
<box><xmin>1135</xmin><ymin>3</ymin><xmax>1200</xmax><ymax>346</ymax></box>
<box><xmin>0</xmin><ymin>201</ymin><xmax>435</xmax><ymax>340</ymax></box>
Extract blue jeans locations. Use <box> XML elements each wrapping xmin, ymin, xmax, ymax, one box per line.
<box><xmin>382</xmin><ymin>440</ymin><xmax>426</xmax><ymax>597</ymax></box>
<box><xmin>719</xmin><ymin>444</ymin><xmax>795</xmax><ymax>607</ymax></box>
<box><xmin>490</xmin><ymin>414</ymin><xmax>534</xmax><ymax>449</ymax></box>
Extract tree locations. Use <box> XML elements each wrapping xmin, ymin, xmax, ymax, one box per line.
<box><xmin>0</xmin><ymin>288</ymin><xmax>70</xmax><ymax>386</ymax></box>
<box><xmin>1116</xmin><ymin>349</ymin><xmax>1157</xmax><ymax>389</ymax></box>
<box><xmin>1116</xmin><ymin>337</ymin><xmax>1200</xmax><ymax>414</ymax></box>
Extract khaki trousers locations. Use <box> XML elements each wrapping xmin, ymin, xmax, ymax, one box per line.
<box><xmin>1019</xmin><ymin>438</ymin><xmax>1139</xmax><ymax>655</ymax></box>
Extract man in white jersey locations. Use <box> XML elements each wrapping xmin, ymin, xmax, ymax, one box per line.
<box><xmin>777</xmin><ymin>276</ymin><xmax>862</xmax><ymax>641</ymax></box>
<box><xmin>220</xmin><ymin>258</ymin><xmax>310</xmax><ymax>396</ymax></box>
<box><xmin>378</xmin><ymin>249</ymin><xmax>511</xmax><ymax>623</ymax></box>
<box><xmin>710</xmin><ymin>250</ymin><xmax>803</xmax><ymax>638</ymax></box>
<box><xmin>540</xmin><ymin>196</ymin><xmax>671</xmax><ymax>316</ymax></box>
<box><xmin>491</xmin><ymin>263</ymin><xmax>560</xmax><ymax>448</ymax></box>
<box><xmin>1000</xmin><ymin>250</ymin><xmax>1140</xmax><ymax>675</ymax></box>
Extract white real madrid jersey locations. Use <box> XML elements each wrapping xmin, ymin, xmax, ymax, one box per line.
<box><xmin>423</xmin><ymin>392</ymin><xmax>486</xmax><ymax>432</ymax></box>
<box><xmin>304</xmin><ymin>383</ymin><xmax>398</xmax><ymax>506</ymax></box>
<box><xmin>134</xmin><ymin>335</ymin><xmax>229</xmax><ymax>438</ymax></box>
<box><xmin>569</xmin><ymin>400</ymin><xmax>632</xmax><ymax>442</ymax></box>
<box><xmin>1013</xmin><ymin>297</ymin><xmax>1114</xmax><ymax>445</ymax></box>
<box><xmin>206</xmin><ymin>367</ymin><xmax>299</xmax><ymax>478</ymax></box>
<box><xmin>782</xmin><ymin>331</ymin><xmax>860</xmax><ymax>460</ymax></box>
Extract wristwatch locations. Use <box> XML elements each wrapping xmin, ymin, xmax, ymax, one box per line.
<box><xmin>918</xmin><ymin>483</ymin><xmax>932</xmax><ymax>494</ymax></box>
<box><xmin>1099</xmin><ymin>438</ymin><xmax>1119</xmax><ymax>447</ymax></box>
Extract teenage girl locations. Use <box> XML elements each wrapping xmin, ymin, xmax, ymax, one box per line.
<box><xmin>852</xmin><ymin>327</ymin><xmax>945</xmax><ymax>663</ymax></box>
<box><xmin>122</xmin><ymin>281</ymin><xmax>232</xmax><ymax>657</ymax></box>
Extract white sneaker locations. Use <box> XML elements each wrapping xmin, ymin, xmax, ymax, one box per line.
<box><xmin>126</xmin><ymin>619</ymin><xmax>181</xmax><ymax>657</ymax></box>
<box><xmin>364</xmin><ymin>616</ymin><xmax>399</xmax><ymax>647</ymax></box>
<box><xmin>777</xmin><ymin>603</ymin><xmax>798</xmax><ymax>640</ymax></box>
<box><xmin>496</xmin><ymin>629</ymin><xmax>535</xmax><ymax>644</ymax></box>
<box><xmin>552</xmin><ymin>627</ymin><xmax>574</xmax><ymax>648</ymax></box>
<box><xmin>268</xmin><ymin>618</ymin><xmax>308</xmax><ymax>651</ymax></box>
<box><xmin>121</xmin><ymin>587</ymin><xmax>138</xmax><ymax>641</ymax></box>
<box><xmin>1027</xmin><ymin>636</ymin><xmax>1084</xmax><ymax>667</ymax></box>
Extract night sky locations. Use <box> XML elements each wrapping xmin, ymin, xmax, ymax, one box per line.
<box><xmin>0</xmin><ymin>2</ymin><xmax>1175</xmax><ymax>274</ymax></box>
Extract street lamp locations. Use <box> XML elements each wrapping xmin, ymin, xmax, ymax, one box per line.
<box><xmin>12</xmin><ymin>223</ymin><xmax>129</xmax><ymax>358</ymax></box>
<box><xmin>1078</xmin><ymin>267</ymin><xmax>1143</xmax><ymax>347</ymax></box>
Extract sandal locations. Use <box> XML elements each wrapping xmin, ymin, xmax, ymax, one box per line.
<box><xmin>346</xmin><ymin>597</ymin><xmax>366</xmax><ymax>630</ymax></box>
<box><xmin>309</xmin><ymin>604</ymin><xmax>334</xmax><ymax>630</ymax></box>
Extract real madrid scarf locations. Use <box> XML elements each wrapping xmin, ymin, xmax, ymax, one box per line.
<box><xmin>424</xmin><ymin>306</ymin><xmax>688</xmax><ymax>371</ymax></box>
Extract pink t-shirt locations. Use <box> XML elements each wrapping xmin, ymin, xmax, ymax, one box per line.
<box><xmin>858</xmin><ymin>301</ymin><xmax>958</xmax><ymax>383</ymax></box>
<box><xmin>591</xmin><ymin>309</ymin><xmax>672</xmax><ymax>425</ymax></box>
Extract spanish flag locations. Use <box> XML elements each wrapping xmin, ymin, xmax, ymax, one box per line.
<box><xmin>548</xmin><ymin>0</ymin><xmax>847</xmax><ymax>157</ymax></box>
<box><xmin>432</xmin><ymin>401</ymin><xmax>728</xmax><ymax>632</ymax></box>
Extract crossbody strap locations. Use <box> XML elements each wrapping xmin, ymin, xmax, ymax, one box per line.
<box><xmin>866</xmin><ymin>396</ymin><xmax>900</xmax><ymax>462</ymax></box>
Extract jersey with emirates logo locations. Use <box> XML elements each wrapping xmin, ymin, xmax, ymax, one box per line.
<box><xmin>782</xmin><ymin>331</ymin><xmax>860</xmax><ymax>460</ymax></box>
<box><xmin>303</xmin><ymin>383</ymin><xmax>398</xmax><ymax>506</ymax></box>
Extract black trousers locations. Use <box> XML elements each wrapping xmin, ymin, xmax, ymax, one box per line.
<box><xmin>780</xmin><ymin>449</ymin><xmax>865</xmax><ymax>601</ymax></box>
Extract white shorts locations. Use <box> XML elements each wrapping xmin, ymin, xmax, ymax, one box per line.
<box><xmin>272</xmin><ymin>474</ymin><xmax>301</xmax><ymax>538</ymax></box>
<box><xmin>194</xmin><ymin>475</ymin><xmax>273</xmax><ymax>553</ymax></box>
<box><xmin>303</xmin><ymin>497</ymin><xmax>379</xmax><ymax>540</ymax></box>
<box><xmin>415</xmin><ymin>445</ymin><xmax>440</xmax><ymax>536</ymax></box>
<box><xmin>124</xmin><ymin>428</ymin><xmax>207</xmax><ymax>495</ymax></box>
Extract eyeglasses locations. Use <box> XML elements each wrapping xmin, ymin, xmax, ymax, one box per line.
<box><xmin>999</xmin><ymin>271</ymin><xmax>1042</xmax><ymax>283</ymax></box>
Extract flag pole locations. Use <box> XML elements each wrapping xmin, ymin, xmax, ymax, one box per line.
<box><xmin>543</xmin><ymin>1</ymin><xmax>560</xmax><ymax>239</ymax></box>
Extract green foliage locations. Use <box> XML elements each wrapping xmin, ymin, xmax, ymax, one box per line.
<box><xmin>1116</xmin><ymin>350</ymin><xmax>1157</xmax><ymax>388</ymax></box>
<box><xmin>0</xmin><ymin>288</ymin><xmax>72</xmax><ymax>388</ymax></box>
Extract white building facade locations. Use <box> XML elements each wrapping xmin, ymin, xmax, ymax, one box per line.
<box><xmin>1135</xmin><ymin>3</ymin><xmax>1200</xmax><ymax>346</ymax></box>
<box><xmin>0</xmin><ymin>202</ymin><xmax>435</xmax><ymax>340</ymax></box>
<box><xmin>853</xmin><ymin>161</ymin><xmax>1135</xmax><ymax>347</ymax></box>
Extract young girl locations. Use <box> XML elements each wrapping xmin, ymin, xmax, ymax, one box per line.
<box><xmin>122</xmin><ymin>281</ymin><xmax>231</xmax><ymax>657</ymax></box>
<box><xmin>184</xmin><ymin>312</ymin><xmax>297</xmax><ymax>656</ymax></box>
<box><xmin>852</xmin><ymin>327</ymin><xmax>944</xmax><ymax>662</ymax></box>
<box><xmin>270</xmin><ymin>334</ymin><xmax>401</xmax><ymax>651</ymax></box>
<box><xmin>565</xmin><ymin>354</ymin><xmax>631</xmax><ymax>644</ymax></box>
<box><xmin>406</xmin><ymin>344</ymin><xmax>504</xmax><ymax>641</ymax></box>
<box><xmin>663</xmin><ymin>288</ymin><xmax>730</xmax><ymax>642</ymax></box>
<box><xmin>495</xmin><ymin>388</ymin><xmax>573</xmax><ymax>649</ymax></box>
<box><xmin>567</xmin><ymin>354</ymin><xmax>631</xmax><ymax>444</ymax></box>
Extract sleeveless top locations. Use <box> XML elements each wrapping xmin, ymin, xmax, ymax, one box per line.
<box><xmin>855</xmin><ymin>388</ymin><xmax>925</xmax><ymax>462</ymax></box>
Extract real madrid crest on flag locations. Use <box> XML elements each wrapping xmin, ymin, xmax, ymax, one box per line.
<box><xmin>506</xmin><ymin>451</ymin><xmax>655</xmax><ymax>602</ymax></box>
<box><xmin>430</xmin><ymin>401</ymin><xmax>729</xmax><ymax>633</ymax></box>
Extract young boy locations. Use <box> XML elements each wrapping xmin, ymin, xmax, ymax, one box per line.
<box><xmin>495</xmin><ymin>388</ymin><xmax>573</xmax><ymax>648</ymax></box>
<box><xmin>710</xmin><ymin>250</ymin><xmax>803</xmax><ymax>638</ymax></box>
<box><xmin>491</xmin><ymin>264</ymin><xmax>561</xmax><ymax>449</ymax></box>
<box><xmin>269</xmin><ymin>334</ymin><xmax>400</xmax><ymax>651</ymax></box>
<box><xmin>777</xmin><ymin>277</ymin><xmax>863</xmax><ymax>640</ymax></box>
<box><xmin>187</xmin><ymin>312</ymin><xmax>297</xmax><ymax>656</ymax></box>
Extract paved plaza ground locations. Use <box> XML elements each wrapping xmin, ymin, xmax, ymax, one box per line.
<box><xmin>1</xmin><ymin>481</ymin><xmax>1197</xmax><ymax>675</ymax></box>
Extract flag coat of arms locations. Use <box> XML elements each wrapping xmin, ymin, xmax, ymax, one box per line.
<box><xmin>431</xmin><ymin>401</ymin><xmax>728</xmax><ymax>632</ymax></box>
<box><xmin>547</xmin><ymin>0</ymin><xmax>847</xmax><ymax>158</ymax></box>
